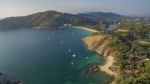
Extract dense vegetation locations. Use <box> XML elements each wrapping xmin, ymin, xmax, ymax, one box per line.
<box><xmin>104</xmin><ymin>23</ymin><xmax>150</xmax><ymax>84</ymax></box>
<box><xmin>88</xmin><ymin>22</ymin><xmax>150</xmax><ymax>84</ymax></box>
<box><xmin>78</xmin><ymin>12</ymin><xmax>124</xmax><ymax>20</ymax></box>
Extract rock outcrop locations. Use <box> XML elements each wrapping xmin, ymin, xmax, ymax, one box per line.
<box><xmin>83</xmin><ymin>34</ymin><xmax>117</xmax><ymax>84</ymax></box>
<box><xmin>83</xmin><ymin>35</ymin><xmax>115</xmax><ymax>57</ymax></box>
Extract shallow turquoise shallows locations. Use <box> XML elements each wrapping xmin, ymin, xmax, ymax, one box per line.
<box><xmin>0</xmin><ymin>28</ymin><xmax>110</xmax><ymax>84</ymax></box>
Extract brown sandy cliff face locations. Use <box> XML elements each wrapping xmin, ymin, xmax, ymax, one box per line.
<box><xmin>83</xmin><ymin>35</ymin><xmax>114</xmax><ymax>57</ymax></box>
<box><xmin>83</xmin><ymin>34</ymin><xmax>117</xmax><ymax>84</ymax></box>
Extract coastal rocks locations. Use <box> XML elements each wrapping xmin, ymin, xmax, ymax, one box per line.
<box><xmin>83</xmin><ymin>35</ymin><xmax>113</xmax><ymax>57</ymax></box>
<box><xmin>0</xmin><ymin>80</ymin><xmax>22</xmax><ymax>84</ymax></box>
<box><xmin>12</xmin><ymin>80</ymin><xmax>22</xmax><ymax>84</ymax></box>
<box><xmin>87</xmin><ymin>65</ymin><xmax>100</xmax><ymax>74</ymax></box>
<box><xmin>0</xmin><ymin>72</ymin><xmax>3</xmax><ymax>75</ymax></box>
<box><xmin>83</xmin><ymin>35</ymin><xmax>117</xmax><ymax>84</ymax></box>
<box><xmin>107</xmin><ymin>75</ymin><xmax>115</xmax><ymax>84</ymax></box>
<box><xmin>83</xmin><ymin>35</ymin><xmax>107</xmax><ymax>50</ymax></box>
<box><xmin>0</xmin><ymin>72</ymin><xmax>22</xmax><ymax>84</ymax></box>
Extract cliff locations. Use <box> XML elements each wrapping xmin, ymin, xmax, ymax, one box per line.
<box><xmin>83</xmin><ymin>35</ymin><xmax>116</xmax><ymax>57</ymax></box>
<box><xmin>83</xmin><ymin>34</ymin><xmax>117</xmax><ymax>84</ymax></box>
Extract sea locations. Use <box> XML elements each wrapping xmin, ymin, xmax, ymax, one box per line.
<box><xmin>0</xmin><ymin>27</ymin><xmax>111</xmax><ymax>84</ymax></box>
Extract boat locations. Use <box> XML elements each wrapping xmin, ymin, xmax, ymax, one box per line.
<box><xmin>72</xmin><ymin>54</ymin><xmax>76</xmax><ymax>57</ymax></box>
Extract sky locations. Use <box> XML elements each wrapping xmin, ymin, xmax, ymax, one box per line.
<box><xmin>0</xmin><ymin>0</ymin><xmax>150</xmax><ymax>18</ymax></box>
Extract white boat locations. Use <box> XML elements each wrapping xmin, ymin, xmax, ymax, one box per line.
<box><xmin>71</xmin><ymin>62</ymin><xmax>74</xmax><ymax>65</ymax></box>
<box><xmin>72</xmin><ymin>54</ymin><xmax>76</xmax><ymax>57</ymax></box>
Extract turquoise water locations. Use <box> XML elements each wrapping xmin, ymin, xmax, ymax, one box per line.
<box><xmin>0</xmin><ymin>28</ymin><xmax>110</xmax><ymax>84</ymax></box>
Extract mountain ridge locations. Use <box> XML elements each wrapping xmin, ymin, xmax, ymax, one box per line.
<box><xmin>0</xmin><ymin>11</ymin><xmax>98</xmax><ymax>29</ymax></box>
<box><xmin>78</xmin><ymin>12</ymin><xmax>125</xmax><ymax>20</ymax></box>
<box><xmin>0</xmin><ymin>11</ymin><xmax>124</xmax><ymax>29</ymax></box>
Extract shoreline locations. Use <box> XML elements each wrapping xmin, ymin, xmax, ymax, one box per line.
<box><xmin>80</xmin><ymin>28</ymin><xmax>117</xmax><ymax>84</ymax></box>
<box><xmin>75</xmin><ymin>26</ymin><xmax>98</xmax><ymax>33</ymax></box>
<box><xmin>96</xmin><ymin>50</ymin><xmax>116</xmax><ymax>84</ymax></box>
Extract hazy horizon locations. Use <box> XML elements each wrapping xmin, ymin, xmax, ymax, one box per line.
<box><xmin>0</xmin><ymin>0</ymin><xmax>150</xmax><ymax>18</ymax></box>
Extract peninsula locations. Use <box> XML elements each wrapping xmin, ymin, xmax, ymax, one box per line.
<box><xmin>81</xmin><ymin>22</ymin><xmax>150</xmax><ymax>84</ymax></box>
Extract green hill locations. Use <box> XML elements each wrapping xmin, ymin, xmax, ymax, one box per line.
<box><xmin>0</xmin><ymin>11</ymin><xmax>98</xmax><ymax>29</ymax></box>
<box><xmin>78</xmin><ymin>12</ymin><xmax>125</xmax><ymax>20</ymax></box>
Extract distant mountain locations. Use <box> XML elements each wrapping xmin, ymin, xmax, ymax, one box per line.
<box><xmin>78</xmin><ymin>12</ymin><xmax>124</xmax><ymax>20</ymax></box>
<box><xmin>0</xmin><ymin>11</ymin><xmax>97</xmax><ymax>29</ymax></box>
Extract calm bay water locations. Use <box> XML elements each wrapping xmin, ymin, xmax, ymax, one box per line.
<box><xmin>0</xmin><ymin>28</ymin><xmax>110</xmax><ymax>84</ymax></box>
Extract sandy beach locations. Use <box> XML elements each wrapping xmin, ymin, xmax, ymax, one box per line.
<box><xmin>95</xmin><ymin>42</ymin><xmax>117</xmax><ymax>84</ymax></box>
<box><xmin>97</xmin><ymin>51</ymin><xmax>116</xmax><ymax>76</ymax></box>
<box><xmin>82</xmin><ymin>31</ymin><xmax>117</xmax><ymax>84</ymax></box>
<box><xmin>98</xmin><ymin>53</ymin><xmax>116</xmax><ymax>84</ymax></box>
<box><xmin>75</xmin><ymin>26</ymin><xmax>98</xmax><ymax>32</ymax></box>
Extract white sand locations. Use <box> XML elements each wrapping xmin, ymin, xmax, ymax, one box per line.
<box><xmin>83</xmin><ymin>35</ymin><xmax>117</xmax><ymax>84</ymax></box>
<box><xmin>75</xmin><ymin>26</ymin><xmax>98</xmax><ymax>32</ymax></box>
<box><xmin>99</xmin><ymin>55</ymin><xmax>116</xmax><ymax>84</ymax></box>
